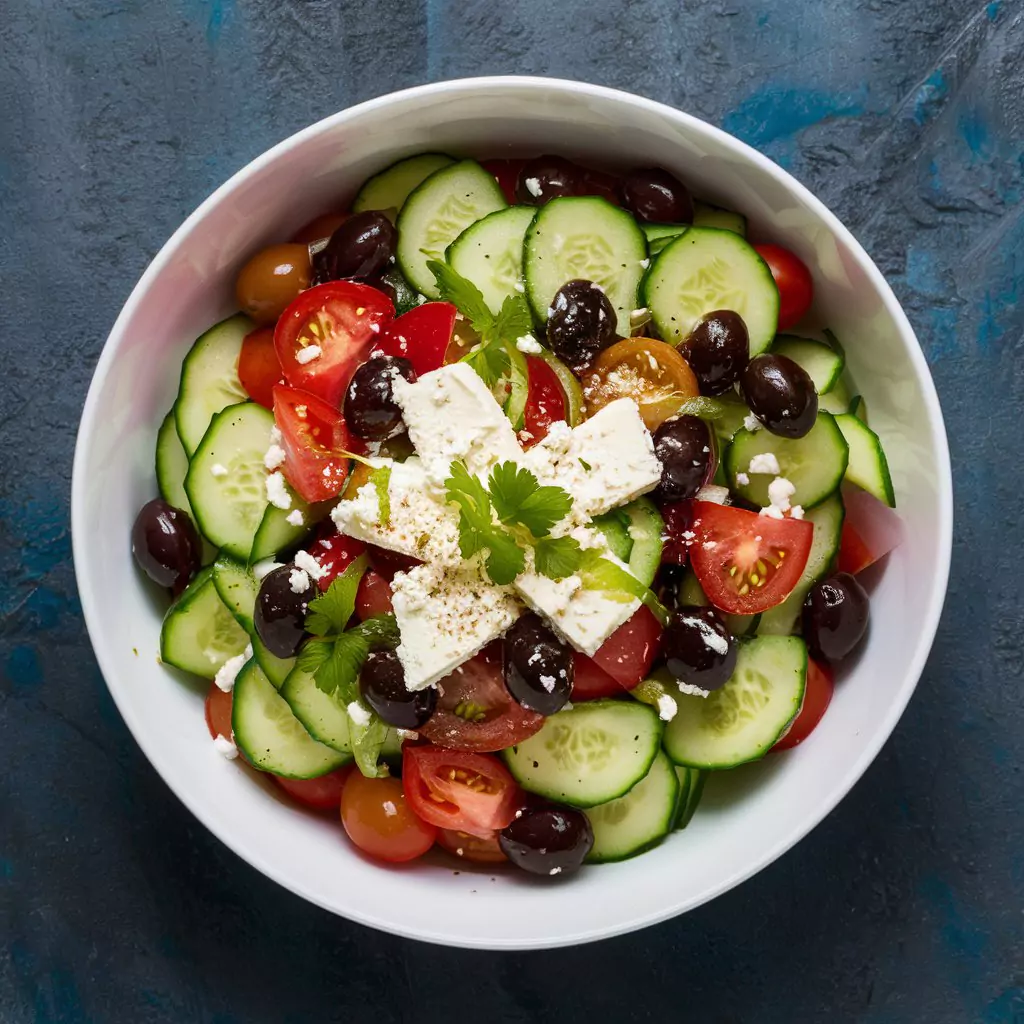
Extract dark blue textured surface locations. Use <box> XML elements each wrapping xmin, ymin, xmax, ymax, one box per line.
<box><xmin>2</xmin><ymin>1</ymin><xmax>1023</xmax><ymax>1020</ymax></box>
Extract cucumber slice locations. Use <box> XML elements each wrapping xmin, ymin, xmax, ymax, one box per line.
<box><xmin>503</xmin><ymin>699</ymin><xmax>662</xmax><ymax>807</ymax></box>
<box><xmin>834</xmin><ymin>414</ymin><xmax>896</xmax><ymax>507</ymax></box>
<box><xmin>353</xmin><ymin>153</ymin><xmax>456</xmax><ymax>215</ymax></box>
<box><xmin>380</xmin><ymin>727</ymin><xmax>404</xmax><ymax>766</ymax></box>
<box><xmin>536</xmin><ymin>349</ymin><xmax>583</xmax><ymax>426</ymax></box>
<box><xmin>772</xmin><ymin>335</ymin><xmax>844</xmax><ymax>394</ymax></box>
<box><xmin>156</xmin><ymin>410</ymin><xmax>217</xmax><ymax>565</ymax></box>
<box><xmin>280</xmin><ymin>666</ymin><xmax>354</xmax><ymax>756</ymax></box>
<box><xmin>212</xmin><ymin>556</ymin><xmax>260</xmax><ymax>634</ymax></box>
<box><xmin>848</xmin><ymin>394</ymin><xmax>868</xmax><ymax>423</ymax></box>
<box><xmin>159</xmin><ymin>566</ymin><xmax>249</xmax><ymax>677</ymax></box>
<box><xmin>185</xmin><ymin>402</ymin><xmax>275</xmax><ymax>561</ymax></box>
<box><xmin>725</xmin><ymin>412</ymin><xmax>849</xmax><ymax>509</ymax></box>
<box><xmin>249</xmin><ymin>493</ymin><xmax>329</xmax><ymax>563</ymax></box>
<box><xmin>643</xmin><ymin>228</ymin><xmax>779</xmax><ymax>355</ymax></box>
<box><xmin>693</xmin><ymin>202</ymin><xmax>747</xmax><ymax>236</ymax></box>
<box><xmin>818</xmin><ymin>377</ymin><xmax>852</xmax><ymax>415</ymax></box>
<box><xmin>592</xmin><ymin>509</ymin><xmax>633</xmax><ymax>563</ymax></box>
<box><xmin>663</xmin><ymin>635</ymin><xmax>807</xmax><ymax>769</ymax></box>
<box><xmin>397</xmin><ymin>160</ymin><xmax>507</xmax><ymax>298</ymax></box>
<box><xmin>711</xmin><ymin>393</ymin><xmax>753</xmax><ymax>445</ymax></box>
<box><xmin>642</xmin><ymin>223</ymin><xmax>687</xmax><ymax>256</ymax></box>
<box><xmin>252</xmin><ymin>634</ymin><xmax>294</xmax><ymax>690</ymax></box>
<box><xmin>174</xmin><ymin>314</ymin><xmax>253</xmax><ymax>455</ymax></box>
<box><xmin>673</xmin><ymin>767</ymin><xmax>707</xmax><ymax>830</ymax></box>
<box><xmin>447</xmin><ymin>206</ymin><xmax>536</xmax><ymax>314</ymax></box>
<box><xmin>585</xmin><ymin>750</ymin><xmax>678</xmax><ymax>863</ymax></box>
<box><xmin>621</xmin><ymin>497</ymin><xmax>664</xmax><ymax>588</ymax></box>
<box><xmin>757</xmin><ymin>493</ymin><xmax>844</xmax><ymax>635</ymax></box>
<box><xmin>523</xmin><ymin>196</ymin><xmax>647</xmax><ymax>337</ymax></box>
<box><xmin>673</xmin><ymin>571</ymin><xmax>760</xmax><ymax>636</ymax></box>
<box><xmin>232</xmin><ymin>660</ymin><xmax>347</xmax><ymax>778</ymax></box>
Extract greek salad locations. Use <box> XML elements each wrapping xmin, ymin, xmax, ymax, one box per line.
<box><xmin>132</xmin><ymin>153</ymin><xmax>900</xmax><ymax>876</ymax></box>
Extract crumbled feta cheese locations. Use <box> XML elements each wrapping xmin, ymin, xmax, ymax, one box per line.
<box><xmin>759</xmin><ymin>505</ymin><xmax>786</xmax><ymax>519</ymax></box>
<box><xmin>639</xmin><ymin>258</ymin><xmax>650</xmax><ymax>269</ymax></box>
<box><xmin>289</xmin><ymin>568</ymin><xmax>311</xmax><ymax>594</ymax></box>
<box><xmin>656</xmin><ymin>693</ymin><xmax>678</xmax><ymax>721</ymax></box>
<box><xmin>214</xmin><ymin>644</ymin><xmax>252</xmax><ymax>692</ymax></box>
<box><xmin>210</xmin><ymin>463</ymin><xmax>228</xmax><ymax>477</ymax></box>
<box><xmin>527</xmin><ymin>652</ymin><xmax>542</xmax><ymax>666</ymax></box>
<box><xmin>212</xmin><ymin>735</ymin><xmax>238</xmax><ymax>759</ymax></box>
<box><xmin>539</xmin><ymin>674</ymin><xmax>556</xmax><ymax>693</ymax></box>
<box><xmin>748</xmin><ymin>452</ymin><xmax>780</xmax><ymax>475</ymax></box>
<box><xmin>695</xmin><ymin>484</ymin><xmax>730</xmax><ymax>505</ymax></box>
<box><xmin>368</xmin><ymin>322</ymin><xmax>380</xmax><ymax>333</ymax></box>
<box><xmin>382</xmin><ymin>800</ymin><xmax>398</xmax><ymax>818</ymax></box>
<box><xmin>524</xmin><ymin>176</ymin><xmax>542</xmax><ymax>197</ymax></box>
<box><xmin>767</xmin><ymin>476</ymin><xmax>796</xmax><ymax>511</ymax></box>
<box><xmin>677</xmin><ymin>681</ymin><xmax>710</xmax><ymax>698</ymax></box>
<box><xmin>516</xmin><ymin>334</ymin><xmax>543</xmax><ymax>354</ymax></box>
<box><xmin>514</xmin><ymin>281</ymin><xmax>525</xmax><ymax>293</ymax></box>
<box><xmin>252</xmin><ymin>559</ymin><xmax>282</xmax><ymax>580</ymax></box>
<box><xmin>286</xmin><ymin>508</ymin><xmax>305</xmax><ymax>527</ymax></box>
<box><xmin>703</xmin><ymin>628</ymin><xmax>730</xmax><ymax>656</ymax></box>
<box><xmin>735</xmin><ymin>472</ymin><xmax>750</xmax><ymax>486</ymax></box>
<box><xmin>347</xmin><ymin>701</ymin><xmax>373</xmax><ymax>727</ymax></box>
<box><xmin>264</xmin><ymin>444</ymin><xmax>287</xmax><ymax>470</ymax></box>
<box><xmin>790</xmin><ymin>505</ymin><xmax>805</xmax><ymax>520</ymax></box>
<box><xmin>396</xmin><ymin>729</ymin><xmax>419</xmax><ymax>740</ymax></box>
<box><xmin>632</xmin><ymin>307</ymin><xmax>649</xmax><ymax>317</ymax></box>
<box><xmin>743</xmin><ymin>413</ymin><xmax>761</xmax><ymax>432</ymax></box>
<box><xmin>293</xmin><ymin>549</ymin><xmax>326</xmax><ymax>581</ymax></box>
<box><xmin>549</xmin><ymin>866</ymin><xmax>563</xmax><ymax>875</ymax></box>
<box><xmin>269</xmin><ymin>424</ymin><xmax>283</xmax><ymax>445</ymax></box>
<box><xmin>295</xmin><ymin>344</ymin><xmax>322</xmax><ymax>365</ymax></box>
<box><xmin>265</xmin><ymin>471</ymin><xmax>292</xmax><ymax>510</ymax></box>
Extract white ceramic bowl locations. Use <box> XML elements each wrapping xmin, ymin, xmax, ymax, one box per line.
<box><xmin>72</xmin><ymin>77</ymin><xmax>952</xmax><ymax>949</ymax></box>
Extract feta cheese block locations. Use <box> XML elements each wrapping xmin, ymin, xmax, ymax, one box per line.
<box><xmin>391</xmin><ymin>559</ymin><xmax>520</xmax><ymax>689</ymax></box>
<box><xmin>392</xmin><ymin>363</ymin><xmax>523</xmax><ymax>486</ymax></box>
<box><xmin>522</xmin><ymin>398</ymin><xmax>661</xmax><ymax>518</ymax></box>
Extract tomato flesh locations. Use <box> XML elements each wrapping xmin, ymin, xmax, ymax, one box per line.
<box><xmin>773</xmin><ymin>659</ymin><xmax>834</xmax><ymax>750</ymax></box>
<box><xmin>205</xmin><ymin>682</ymin><xmax>233</xmax><ymax>740</ymax></box>
<box><xmin>419</xmin><ymin>647</ymin><xmax>544</xmax><ymax>752</ymax></box>
<box><xmin>436</xmin><ymin>828</ymin><xmax>508</xmax><ymax>864</ymax></box>
<box><xmin>839</xmin><ymin>486</ymin><xmax>902</xmax><ymax>575</ymax></box>
<box><xmin>403</xmin><ymin>745</ymin><xmax>520</xmax><ymax>839</ymax></box>
<box><xmin>238</xmin><ymin>327</ymin><xmax>283</xmax><ymax>409</ymax></box>
<box><xmin>309</xmin><ymin>525</ymin><xmax>366</xmax><ymax>592</ymax></box>
<box><xmin>571</xmin><ymin>652</ymin><xmax>623</xmax><ymax>700</ymax></box>
<box><xmin>837</xmin><ymin>521</ymin><xmax>876</xmax><ymax>576</ymax></box>
<box><xmin>274</xmin><ymin>766</ymin><xmax>352</xmax><ymax>810</ymax></box>
<box><xmin>521</xmin><ymin>355</ymin><xmax>568</xmax><ymax>447</ymax></box>
<box><xmin>275</xmin><ymin>281</ymin><xmax>393</xmax><ymax>406</ymax></box>
<box><xmin>753</xmin><ymin>244</ymin><xmax>813</xmax><ymax>331</ymax></box>
<box><xmin>340</xmin><ymin>773</ymin><xmax>436</xmax><ymax>862</ymax></box>
<box><xmin>371</xmin><ymin>301</ymin><xmax>457</xmax><ymax>377</ymax></box>
<box><xmin>481</xmin><ymin>159</ymin><xmax>525</xmax><ymax>204</ymax></box>
<box><xmin>689</xmin><ymin>500</ymin><xmax>813</xmax><ymax>615</ymax></box>
<box><xmin>355</xmin><ymin>570</ymin><xmax>394</xmax><ymax>620</ymax></box>
<box><xmin>590</xmin><ymin>606</ymin><xmax>663</xmax><ymax>690</ymax></box>
<box><xmin>660</xmin><ymin>500</ymin><xmax>694</xmax><ymax>566</ymax></box>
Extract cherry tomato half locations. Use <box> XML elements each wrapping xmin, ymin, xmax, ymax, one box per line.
<box><xmin>590</xmin><ymin>605</ymin><xmax>663</xmax><ymax>690</ymax></box>
<box><xmin>521</xmin><ymin>355</ymin><xmax>568</xmax><ymax>448</ymax></box>
<box><xmin>838</xmin><ymin>486</ymin><xmax>902</xmax><ymax>575</ymax></box>
<box><xmin>340</xmin><ymin>773</ymin><xmax>437</xmax><ymax>863</ymax></box>
<box><xmin>238</xmin><ymin>327</ymin><xmax>283</xmax><ymax>409</ymax></box>
<box><xmin>481</xmin><ymin>159</ymin><xmax>525</xmax><ymax>205</ymax></box>
<box><xmin>355</xmin><ymin>570</ymin><xmax>394</xmax><ymax>620</ymax></box>
<box><xmin>837</xmin><ymin>521</ymin><xmax>876</xmax><ymax>576</ymax></box>
<box><xmin>436</xmin><ymin>828</ymin><xmax>508</xmax><ymax>864</ymax></box>
<box><xmin>308</xmin><ymin>524</ymin><xmax>366</xmax><ymax>592</ymax></box>
<box><xmin>274</xmin><ymin>766</ymin><xmax>352</xmax><ymax>810</ymax></box>
<box><xmin>753</xmin><ymin>244</ymin><xmax>813</xmax><ymax>331</ymax></box>
<box><xmin>571</xmin><ymin>652</ymin><xmax>623</xmax><ymax>701</ymax></box>
<box><xmin>403</xmin><ymin>745</ymin><xmax>520</xmax><ymax>839</ymax></box>
<box><xmin>275</xmin><ymin>281</ymin><xmax>393</xmax><ymax>406</ymax></box>
<box><xmin>371</xmin><ymin>301</ymin><xmax>457</xmax><ymax>377</ymax></box>
<box><xmin>689</xmin><ymin>500</ymin><xmax>813</xmax><ymax>616</ymax></box>
<box><xmin>773</xmin><ymin>659</ymin><xmax>834</xmax><ymax>750</ymax></box>
<box><xmin>205</xmin><ymin>682</ymin><xmax>233</xmax><ymax>740</ymax></box>
<box><xmin>660</xmin><ymin>500</ymin><xmax>694</xmax><ymax>566</ymax></box>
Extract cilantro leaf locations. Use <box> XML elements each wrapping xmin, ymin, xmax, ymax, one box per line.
<box><xmin>482</xmin><ymin>532</ymin><xmax>526</xmax><ymax>586</ymax></box>
<box><xmin>426</xmin><ymin>259</ymin><xmax>494</xmax><ymax>331</ymax></box>
<box><xmin>533</xmin><ymin>536</ymin><xmax>584</xmax><ymax>579</ymax></box>
<box><xmin>304</xmin><ymin>555</ymin><xmax>367</xmax><ymax>636</ymax></box>
<box><xmin>351</xmin><ymin>613</ymin><xmax>400</xmax><ymax>649</ymax></box>
<box><xmin>488</xmin><ymin>461</ymin><xmax>572</xmax><ymax>537</ymax></box>
<box><xmin>491</xmin><ymin>293</ymin><xmax>533</xmax><ymax>343</ymax></box>
<box><xmin>296</xmin><ymin>638</ymin><xmax>333</xmax><ymax>676</ymax></box>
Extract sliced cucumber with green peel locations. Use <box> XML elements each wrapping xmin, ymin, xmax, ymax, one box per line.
<box><xmin>643</xmin><ymin>228</ymin><xmax>779</xmax><ymax>355</ymax></box>
<box><xmin>212</xmin><ymin>556</ymin><xmax>260</xmax><ymax>634</ymax></box>
<box><xmin>280</xmin><ymin>666</ymin><xmax>354</xmax><ymax>756</ymax></box>
<box><xmin>523</xmin><ymin>196</ymin><xmax>647</xmax><ymax>337</ymax></box>
<box><xmin>537</xmin><ymin>349</ymin><xmax>583</xmax><ymax>426</ymax></box>
<box><xmin>622</xmin><ymin>497</ymin><xmax>664</xmax><ymax>587</ymax></box>
<box><xmin>232</xmin><ymin>660</ymin><xmax>347</xmax><ymax>778</ymax></box>
<box><xmin>725</xmin><ymin>412</ymin><xmax>849</xmax><ymax>509</ymax></box>
<box><xmin>397</xmin><ymin>160</ymin><xmax>507</xmax><ymax>298</ymax></box>
<box><xmin>174</xmin><ymin>314</ymin><xmax>253</xmax><ymax>455</ymax></box>
<box><xmin>585</xmin><ymin>751</ymin><xmax>678</xmax><ymax>863</ymax></box>
<box><xmin>252</xmin><ymin>634</ymin><xmax>294</xmax><ymax>690</ymax></box>
<box><xmin>249</xmin><ymin>493</ymin><xmax>327</xmax><ymax>563</ymax></box>
<box><xmin>503</xmin><ymin>699</ymin><xmax>662</xmax><ymax>807</ymax></box>
<box><xmin>592</xmin><ymin>509</ymin><xmax>632</xmax><ymax>563</ymax></box>
<box><xmin>673</xmin><ymin>571</ymin><xmax>761</xmax><ymax>636</ymax></box>
<box><xmin>663</xmin><ymin>635</ymin><xmax>807</xmax><ymax>769</ymax></box>
<box><xmin>353</xmin><ymin>152</ymin><xmax>455</xmax><ymax>215</ymax></box>
<box><xmin>757</xmin><ymin>493</ymin><xmax>844</xmax><ymax>635</ymax></box>
<box><xmin>642</xmin><ymin>223</ymin><xmax>687</xmax><ymax>256</ymax></box>
<box><xmin>156</xmin><ymin>410</ymin><xmax>217</xmax><ymax>564</ymax></box>
<box><xmin>693</xmin><ymin>202</ymin><xmax>747</xmax><ymax>236</ymax></box>
<box><xmin>447</xmin><ymin>206</ymin><xmax>535</xmax><ymax>314</ymax></box>
<box><xmin>818</xmin><ymin>377</ymin><xmax>852</xmax><ymax>416</ymax></box>
<box><xmin>185</xmin><ymin>402</ymin><xmax>275</xmax><ymax>560</ymax></box>
<box><xmin>848</xmin><ymin>394</ymin><xmax>868</xmax><ymax>423</ymax></box>
<box><xmin>160</xmin><ymin>566</ymin><xmax>249</xmax><ymax>677</ymax></box>
<box><xmin>772</xmin><ymin>335</ymin><xmax>844</xmax><ymax>394</ymax></box>
<box><xmin>711</xmin><ymin>393</ymin><xmax>753</xmax><ymax>444</ymax></box>
<box><xmin>673</xmin><ymin>767</ymin><xmax>707</xmax><ymax>830</ymax></box>
<box><xmin>834</xmin><ymin>414</ymin><xmax>896</xmax><ymax>507</ymax></box>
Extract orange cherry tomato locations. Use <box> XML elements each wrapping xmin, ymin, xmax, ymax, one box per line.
<box><xmin>235</xmin><ymin>244</ymin><xmax>312</xmax><ymax>325</ymax></box>
<box><xmin>204</xmin><ymin>682</ymin><xmax>233</xmax><ymax>740</ymax></box>
<box><xmin>291</xmin><ymin>211</ymin><xmax>348</xmax><ymax>245</ymax></box>
<box><xmin>340</xmin><ymin>773</ymin><xmax>436</xmax><ymax>863</ymax></box>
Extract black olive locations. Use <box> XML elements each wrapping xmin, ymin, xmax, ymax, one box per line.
<box><xmin>343</xmin><ymin>355</ymin><xmax>415</xmax><ymax>441</ymax></box>
<box><xmin>740</xmin><ymin>353</ymin><xmax>818</xmax><ymax>439</ymax></box>
<box><xmin>802</xmin><ymin>573</ymin><xmax>870</xmax><ymax>663</ymax></box>
<box><xmin>516</xmin><ymin>155</ymin><xmax>582</xmax><ymax>205</ymax></box>
<box><xmin>254</xmin><ymin>565</ymin><xmax>311</xmax><ymax>659</ymax></box>
<box><xmin>682</xmin><ymin>310</ymin><xmax>750</xmax><ymax>395</ymax></box>
<box><xmin>131</xmin><ymin>498</ymin><xmax>201</xmax><ymax>595</ymax></box>
<box><xmin>663</xmin><ymin>606</ymin><xmax>736</xmax><ymax>691</ymax></box>
<box><xmin>620</xmin><ymin>168</ymin><xmax>694</xmax><ymax>224</ymax></box>
<box><xmin>653</xmin><ymin>415</ymin><xmax>713</xmax><ymax>503</ymax></box>
<box><xmin>311</xmin><ymin>211</ymin><xmax>397</xmax><ymax>285</ymax></box>
<box><xmin>359</xmin><ymin>649</ymin><xmax>436</xmax><ymax>729</ymax></box>
<box><xmin>499</xmin><ymin>805</ymin><xmax>594</xmax><ymax>876</ymax></box>
<box><xmin>546</xmin><ymin>279</ymin><xmax>617</xmax><ymax>374</ymax></box>
<box><xmin>504</xmin><ymin>614</ymin><xmax>573</xmax><ymax>716</ymax></box>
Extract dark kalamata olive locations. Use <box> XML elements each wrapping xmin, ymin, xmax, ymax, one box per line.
<box><xmin>653</xmin><ymin>415</ymin><xmax>713</xmax><ymax>503</ymax></box>
<box><xmin>802</xmin><ymin>573</ymin><xmax>870</xmax><ymax>663</ymax></box>
<box><xmin>498</xmin><ymin>805</ymin><xmax>594</xmax><ymax>876</ymax></box>
<box><xmin>359</xmin><ymin>649</ymin><xmax>436</xmax><ymax>729</ymax></box>
<box><xmin>740</xmin><ymin>353</ymin><xmax>818</xmax><ymax>438</ymax></box>
<box><xmin>504</xmin><ymin>614</ymin><xmax>573</xmax><ymax>716</ymax></box>
<box><xmin>343</xmin><ymin>355</ymin><xmax>416</xmax><ymax>441</ymax></box>
<box><xmin>546</xmin><ymin>279</ymin><xmax>617</xmax><ymax>374</ymax></box>
<box><xmin>620</xmin><ymin>167</ymin><xmax>694</xmax><ymax>224</ymax></box>
<box><xmin>516</xmin><ymin>155</ymin><xmax>582</xmax><ymax>205</ymax></box>
<box><xmin>254</xmin><ymin>565</ymin><xmax>311</xmax><ymax>659</ymax></box>
<box><xmin>311</xmin><ymin>211</ymin><xmax>397</xmax><ymax>285</ymax></box>
<box><xmin>663</xmin><ymin>606</ymin><xmax>736</xmax><ymax>691</ymax></box>
<box><xmin>655</xmin><ymin>563</ymin><xmax>691</xmax><ymax>611</ymax></box>
<box><xmin>131</xmin><ymin>498</ymin><xmax>201</xmax><ymax>594</ymax></box>
<box><xmin>682</xmin><ymin>310</ymin><xmax>750</xmax><ymax>396</ymax></box>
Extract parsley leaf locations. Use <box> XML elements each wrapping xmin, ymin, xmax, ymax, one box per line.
<box><xmin>488</xmin><ymin>461</ymin><xmax>572</xmax><ymax>538</ymax></box>
<box><xmin>533</xmin><ymin>536</ymin><xmax>584</xmax><ymax>579</ymax></box>
<box><xmin>426</xmin><ymin>259</ymin><xmax>494</xmax><ymax>329</ymax></box>
<box><xmin>464</xmin><ymin>335</ymin><xmax>511</xmax><ymax>389</ymax></box>
<box><xmin>491</xmin><ymin>293</ymin><xmax>534</xmax><ymax>341</ymax></box>
<box><xmin>304</xmin><ymin>555</ymin><xmax>368</xmax><ymax>636</ymax></box>
<box><xmin>296</xmin><ymin>637</ymin><xmax>333</xmax><ymax>676</ymax></box>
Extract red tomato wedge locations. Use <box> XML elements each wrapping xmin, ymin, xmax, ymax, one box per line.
<box><xmin>274</xmin><ymin>766</ymin><xmax>351</xmax><ymax>810</ymax></box>
<box><xmin>838</xmin><ymin>485</ymin><xmax>902</xmax><ymax>575</ymax></box>
<box><xmin>238</xmin><ymin>326</ymin><xmax>283</xmax><ymax>409</ymax></box>
<box><xmin>436</xmin><ymin>828</ymin><xmax>508</xmax><ymax>864</ymax></box>
<box><xmin>753</xmin><ymin>244</ymin><xmax>813</xmax><ymax>331</ymax></box>
<box><xmin>419</xmin><ymin>647</ymin><xmax>544</xmax><ymax>752</ymax></box>
<box><xmin>481</xmin><ymin>158</ymin><xmax>525</xmax><ymax>204</ymax></box>
<box><xmin>689</xmin><ymin>500</ymin><xmax>813</xmax><ymax>615</ymax></box>
<box><xmin>660</xmin><ymin>499</ymin><xmax>694</xmax><ymax>566</ymax></box>
<box><xmin>355</xmin><ymin>570</ymin><xmax>394</xmax><ymax>620</ymax></box>
<box><xmin>371</xmin><ymin>301</ymin><xmax>456</xmax><ymax>376</ymax></box>
<box><xmin>204</xmin><ymin>682</ymin><xmax>233</xmax><ymax>740</ymax></box>
<box><xmin>521</xmin><ymin>355</ymin><xmax>568</xmax><ymax>448</ymax></box>
<box><xmin>773</xmin><ymin>659</ymin><xmax>834</xmax><ymax>750</ymax></box>
<box><xmin>571</xmin><ymin>653</ymin><xmax>623</xmax><ymax>701</ymax></box>
<box><xmin>590</xmin><ymin>606</ymin><xmax>663</xmax><ymax>690</ymax></box>
<box><xmin>272</xmin><ymin>385</ymin><xmax>360</xmax><ymax>503</ymax></box>
<box><xmin>341</xmin><ymin>774</ymin><xmax>436</xmax><ymax>862</ymax></box>
<box><xmin>837</xmin><ymin>521</ymin><xmax>875</xmax><ymax>576</ymax></box>
<box><xmin>309</xmin><ymin>525</ymin><xmax>366</xmax><ymax>592</ymax></box>
<box><xmin>275</xmin><ymin>281</ymin><xmax>393</xmax><ymax>406</ymax></box>
<box><xmin>403</xmin><ymin>746</ymin><xmax>520</xmax><ymax>839</ymax></box>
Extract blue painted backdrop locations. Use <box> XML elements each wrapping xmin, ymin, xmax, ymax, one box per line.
<box><xmin>1</xmin><ymin>1</ymin><xmax>1022</xmax><ymax>1021</ymax></box>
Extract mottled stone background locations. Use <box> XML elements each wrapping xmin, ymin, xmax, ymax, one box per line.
<box><xmin>1</xmin><ymin>0</ymin><xmax>1021</xmax><ymax>1021</ymax></box>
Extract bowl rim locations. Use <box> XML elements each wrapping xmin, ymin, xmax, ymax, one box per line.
<box><xmin>71</xmin><ymin>74</ymin><xmax>953</xmax><ymax>949</ymax></box>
